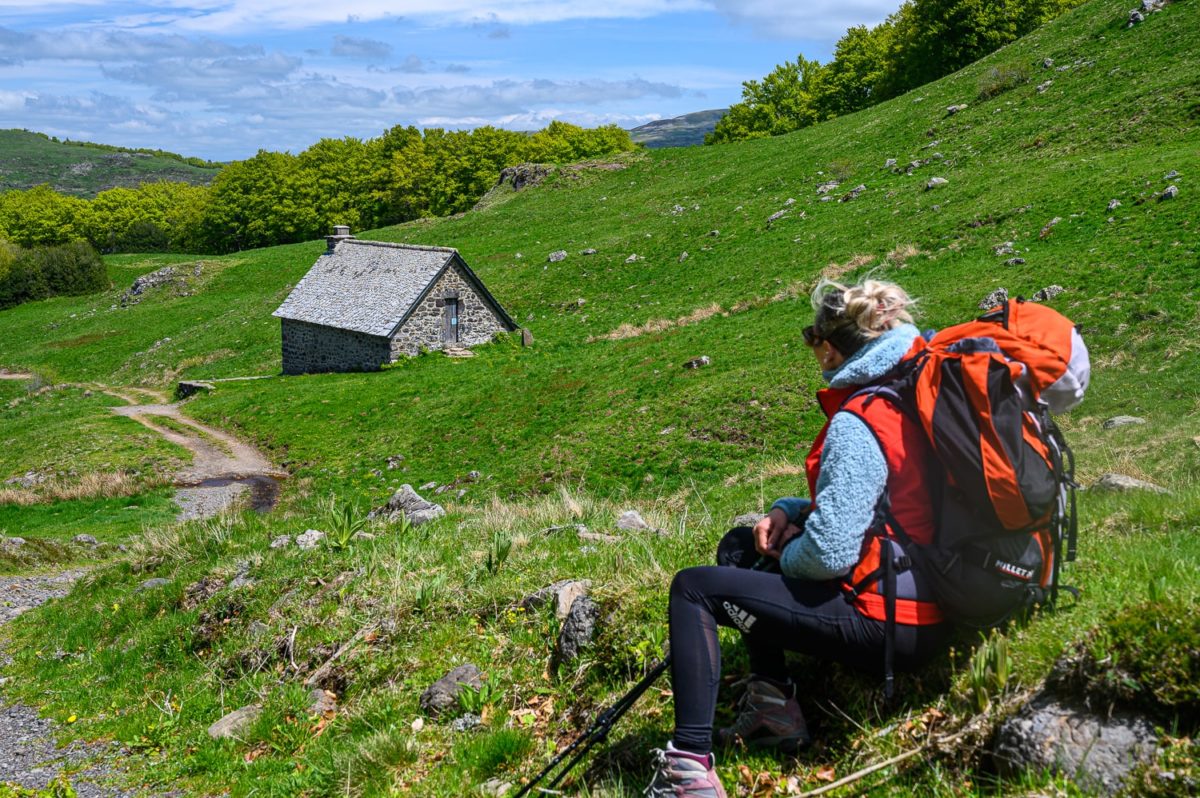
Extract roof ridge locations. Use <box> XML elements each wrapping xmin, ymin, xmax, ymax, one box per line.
<box><xmin>340</xmin><ymin>239</ymin><xmax>459</xmax><ymax>254</ymax></box>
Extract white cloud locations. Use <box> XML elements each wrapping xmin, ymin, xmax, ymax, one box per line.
<box><xmin>707</xmin><ymin>0</ymin><xmax>898</xmax><ymax>39</ymax></box>
<box><xmin>0</xmin><ymin>25</ymin><xmax>258</xmax><ymax>62</ymax></box>
<box><xmin>392</xmin><ymin>77</ymin><xmax>684</xmax><ymax>117</ymax></box>
<box><xmin>330</xmin><ymin>35</ymin><xmax>393</xmax><ymax>60</ymax></box>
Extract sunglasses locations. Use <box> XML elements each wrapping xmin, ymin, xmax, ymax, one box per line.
<box><xmin>801</xmin><ymin>325</ymin><xmax>823</xmax><ymax>347</ymax></box>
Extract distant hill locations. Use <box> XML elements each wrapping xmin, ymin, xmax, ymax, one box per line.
<box><xmin>628</xmin><ymin>109</ymin><xmax>726</xmax><ymax>148</ymax></box>
<box><xmin>0</xmin><ymin>129</ymin><xmax>222</xmax><ymax>197</ymax></box>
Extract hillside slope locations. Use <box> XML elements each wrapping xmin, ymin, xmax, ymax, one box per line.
<box><xmin>0</xmin><ymin>129</ymin><xmax>220</xmax><ymax>196</ymax></box>
<box><xmin>628</xmin><ymin>109</ymin><xmax>727</xmax><ymax>148</ymax></box>
<box><xmin>0</xmin><ymin>0</ymin><xmax>1198</xmax><ymax>796</ymax></box>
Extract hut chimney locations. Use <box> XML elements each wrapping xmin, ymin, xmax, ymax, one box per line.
<box><xmin>325</xmin><ymin>225</ymin><xmax>354</xmax><ymax>253</ymax></box>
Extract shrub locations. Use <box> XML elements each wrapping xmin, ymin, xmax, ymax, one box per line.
<box><xmin>977</xmin><ymin>63</ymin><xmax>1031</xmax><ymax>100</ymax></box>
<box><xmin>0</xmin><ymin>240</ymin><xmax>106</xmax><ymax>310</ymax></box>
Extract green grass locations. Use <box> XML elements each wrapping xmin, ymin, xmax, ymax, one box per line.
<box><xmin>0</xmin><ymin>129</ymin><xmax>219</xmax><ymax>197</ymax></box>
<box><xmin>0</xmin><ymin>0</ymin><xmax>1198</xmax><ymax>795</ymax></box>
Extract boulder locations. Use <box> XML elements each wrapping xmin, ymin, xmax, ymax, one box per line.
<box><xmin>946</xmin><ymin>103</ymin><xmax>969</xmax><ymax>115</ymax></box>
<box><xmin>451</xmin><ymin>713</ymin><xmax>483</xmax><ymax>732</ymax></box>
<box><xmin>616</xmin><ymin>510</ymin><xmax>650</xmax><ymax>531</ymax></box>
<box><xmin>207</xmin><ymin>704</ymin><xmax>261</xmax><ymax>739</ymax></box>
<box><xmin>269</xmin><ymin>535</ymin><xmax>292</xmax><ymax>549</ymax></box>
<box><xmin>625</xmin><ymin>254</ymin><xmax>642</xmax><ymax>264</ymax></box>
<box><xmin>884</xmin><ymin>158</ymin><xmax>897</xmax><ymax>168</ymax></box>
<box><xmin>1091</xmin><ymin>473</ymin><xmax>1168</xmax><ymax>494</ymax></box>
<box><xmin>137</xmin><ymin>578</ymin><xmax>171</xmax><ymax>591</ymax></box>
<box><xmin>979</xmin><ymin>287</ymin><xmax>1010</xmax><ymax>309</ymax></box>
<box><xmin>992</xmin><ymin>694</ymin><xmax>1157</xmax><ymax>795</ymax></box>
<box><xmin>767</xmin><ymin>209</ymin><xmax>788</xmax><ymax>223</ymax></box>
<box><xmin>839</xmin><ymin>184</ymin><xmax>867</xmax><ymax>202</ymax></box>
<box><xmin>994</xmin><ymin>241</ymin><xmax>1017</xmax><ymax>256</ymax></box>
<box><xmin>386</xmin><ymin>455</ymin><xmax>405</xmax><ymax>469</ymax></box>
<box><xmin>815</xmin><ymin>180</ymin><xmax>840</xmax><ymax>195</ymax></box>
<box><xmin>925</xmin><ymin>177</ymin><xmax>949</xmax><ymax>190</ymax></box>
<box><xmin>420</xmin><ymin>664</ymin><xmax>481</xmax><ymax>717</ymax></box>
<box><xmin>554</xmin><ymin>595</ymin><xmax>600</xmax><ymax>665</ymax></box>
<box><xmin>480</xmin><ymin>778</ymin><xmax>513</xmax><ymax>797</ymax></box>
<box><xmin>1107</xmin><ymin>199</ymin><xmax>1122</xmax><ymax>211</ymax></box>
<box><xmin>683</xmin><ymin>355</ymin><xmax>711</xmax><ymax>369</ymax></box>
<box><xmin>1031</xmin><ymin>285</ymin><xmax>1065</xmax><ymax>302</ymax></box>
<box><xmin>678</xmin><ymin>251</ymin><xmax>689</xmax><ymax>263</ymax></box>
<box><xmin>1005</xmin><ymin>258</ymin><xmax>1027</xmax><ymax>266</ymax></box>
<box><xmin>73</xmin><ymin>534</ymin><xmax>99</xmax><ymax>546</ymax></box>
<box><xmin>371</xmin><ymin>485</ymin><xmax>446</xmax><ymax>526</ymax></box>
<box><xmin>547</xmin><ymin>250</ymin><xmax>568</xmax><ymax>263</ymax></box>
<box><xmin>1</xmin><ymin>537</ymin><xmax>25</xmax><ymax>549</ymax></box>
<box><xmin>1102</xmin><ymin>416</ymin><xmax>1146</xmax><ymax>430</ymax></box>
<box><xmin>296</xmin><ymin>529</ymin><xmax>326</xmax><ymax>549</ymax></box>
<box><xmin>496</xmin><ymin>164</ymin><xmax>552</xmax><ymax>191</ymax></box>
<box><xmin>1159</xmin><ymin>185</ymin><xmax>1178</xmax><ymax>201</ymax></box>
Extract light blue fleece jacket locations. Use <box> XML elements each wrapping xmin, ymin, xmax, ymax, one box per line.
<box><xmin>773</xmin><ymin>324</ymin><xmax>921</xmax><ymax>580</ymax></box>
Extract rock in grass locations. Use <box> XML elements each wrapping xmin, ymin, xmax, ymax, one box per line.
<box><xmin>295</xmin><ymin>529</ymin><xmax>326</xmax><ymax>550</ymax></box>
<box><xmin>1102</xmin><ymin>416</ymin><xmax>1146</xmax><ymax>430</ymax></box>
<box><xmin>925</xmin><ymin>177</ymin><xmax>949</xmax><ymax>190</ymax></box>
<box><xmin>1159</xmin><ymin>185</ymin><xmax>1179</xmax><ymax>201</ymax></box>
<box><xmin>616</xmin><ymin>510</ymin><xmax>650</xmax><ymax>531</ymax></box>
<box><xmin>480</xmin><ymin>779</ymin><xmax>513</xmax><ymax>797</ymax></box>
<box><xmin>308</xmin><ymin>688</ymin><xmax>338</xmax><ymax>717</ymax></box>
<box><xmin>992</xmin><ymin>693</ymin><xmax>1157</xmax><ymax>794</ymax></box>
<box><xmin>1</xmin><ymin>537</ymin><xmax>25</xmax><ymax>549</ymax></box>
<box><xmin>1090</xmin><ymin>473</ymin><xmax>1168</xmax><ymax>494</ymax></box>
<box><xmin>994</xmin><ymin>241</ymin><xmax>1017</xmax><ymax>256</ymax></box>
<box><xmin>451</xmin><ymin>713</ymin><xmax>483</xmax><ymax>732</ymax></box>
<box><xmin>839</xmin><ymin>184</ymin><xmax>867</xmax><ymax>202</ymax></box>
<box><xmin>420</xmin><ymin>664</ymin><xmax>481</xmax><ymax>717</ymax></box>
<box><xmin>1031</xmin><ymin>285</ymin><xmax>1065</xmax><ymax>302</ymax></box>
<box><xmin>137</xmin><ymin>578</ymin><xmax>170</xmax><ymax>591</ymax></box>
<box><xmin>269</xmin><ymin>535</ymin><xmax>292</xmax><ymax>549</ymax></box>
<box><xmin>884</xmin><ymin>158</ymin><xmax>897</xmax><ymax>168</ymax></box>
<box><xmin>72</xmin><ymin>534</ymin><xmax>99</xmax><ymax>546</ymax></box>
<box><xmin>580</xmin><ymin>248</ymin><xmax>597</xmax><ymax>255</ymax></box>
<box><xmin>683</xmin><ymin>355</ymin><xmax>711</xmax><ymax>369</ymax></box>
<box><xmin>1005</xmin><ymin>257</ymin><xmax>1027</xmax><ymax>266</ymax></box>
<box><xmin>1107</xmin><ymin>199</ymin><xmax>1122</xmax><ymax>211</ymax></box>
<box><xmin>547</xmin><ymin>250</ymin><xmax>567</xmax><ymax>263</ymax></box>
<box><xmin>208</xmin><ymin>704</ymin><xmax>261</xmax><ymax>739</ymax></box>
<box><xmin>979</xmin><ymin>287</ymin><xmax>1009</xmax><ymax>309</ymax></box>
<box><xmin>732</xmin><ymin>512</ymin><xmax>765</xmax><ymax>528</ymax></box>
<box><xmin>815</xmin><ymin>180</ymin><xmax>840</xmax><ymax>195</ymax></box>
<box><xmin>520</xmin><ymin>579</ymin><xmax>593</xmax><ymax>621</ymax></box>
<box><xmin>371</xmin><ymin>484</ymin><xmax>446</xmax><ymax>526</ymax></box>
<box><xmin>554</xmin><ymin>595</ymin><xmax>600</xmax><ymax>666</ymax></box>
<box><xmin>946</xmin><ymin>103</ymin><xmax>968</xmax><ymax>115</ymax></box>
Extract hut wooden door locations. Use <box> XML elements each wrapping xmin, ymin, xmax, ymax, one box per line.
<box><xmin>442</xmin><ymin>298</ymin><xmax>460</xmax><ymax>343</ymax></box>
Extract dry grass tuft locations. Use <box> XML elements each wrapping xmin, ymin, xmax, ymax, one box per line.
<box><xmin>822</xmin><ymin>254</ymin><xmax>875</xmax><ymax>281</ymax></box>
<box><xmin>885</xmin><ymin>244</ymin><xmax>924</xmax><ymax>267</ymax></box>
<box><xmin>590</xmin><ymin>303</ymin><xmax>727</xmax><ymax>342</ymax></box>
<box><xmin>0</xmin><ymin>470</ymin><xmax>160</xmax><ymax>506</ymax></box>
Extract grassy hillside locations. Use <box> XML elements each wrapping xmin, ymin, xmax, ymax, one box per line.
<box><xmin>0</xmin><ymin>0</ymin><xmax>1198</xmax><ymax>795</ymax></box>
<box><xmin>0</xmin><ymin>129</ymin><xmax>221</xmax><ymax>197</ymax></box>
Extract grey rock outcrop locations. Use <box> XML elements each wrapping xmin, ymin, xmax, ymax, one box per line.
<box><xmin>137</xmin><ymin>578</ymin><xmax>170</xmax><ymax>591</ymax></box>
<box><xmin>1005</xmin><ymin>257</ymin><xmax>1027</xmax><ymax>266</ymax></box>
<box><xmin>616</xmin><ymin>510</ymin><xmax>650</xmax><ymax>531</ymax></box>
<box><xmin>1091</xmin><ymin>473</ymin><xmax>1168</xmax><ymax>494</ymax></box>
<box><xmin>208</xmin><ymin>705</ymin><xmax>261</xmax><ymax>739</ymax></box>
<box><xmin>1159</xmin><ymin>185</ymin><xmax>1178</xmax><ymax>201</ymax></box>
<box><xmin>1102</xmin><ymin>415</ymin><xmax>1146</xmax><ymax>430</ymax></box>
<box><xmin>683</xmin><ymin>355</ymin><xmax>710</xmax><ymax>369</ymax></box>
<box><xmin>554</xmin><ymin>595</ymin><xmax>600</xmax><ymax>665</ymax></box>
<box><xmin>992</xmin><ymin>694</ymin><xmax>1157</xmax><ymax>795</ymax></box>
<box><xmin>925</xmin><ymin>177</ymin><xmax>949</xmax><ymax>190</ymax></box>
<box><xmin>420</xmin><ymin>664</ymin><xmax>481</xmax><ymax>717</ymax></box>
<box><xmin>497</xmin><ymin>164</ymin><xmax>552</xmax><ymax>191</ymax></box>
<box><xmin>979</xmin><ymin>287</ymin><xmax>1009</xmax><ymax>309</ymax></box>
<box><xmin>839</xmin><ymin>184</ymin><xmax>867</xmax><ymax>202</ymax></box>
<box><xmin>547</xmin><ymin>250</ymin><xmax>567</xmax><ymax>263</ymax></box>
<box><xmin>72</xmin><ymin>534</ymin><xmax>99</xmax><ymax>547</ymax></box>
<box><xmin>370</xmin><ymin>485</ymin><xmax>446</xmax><ymax>526</ymax></box>
<box><xmin>295</xmin><ymin>529</ymin><xmax>326</xmax><ymax>549</ymax></box>
<box><xmin>269</xmin><ymin>535</ymin><xmax>292</xmax><ymax>549</ymax></box>
<box><xmin>1031</xmin><ymin>285</ymin><xmax>1065</xmax><ymax>302</ymax></box>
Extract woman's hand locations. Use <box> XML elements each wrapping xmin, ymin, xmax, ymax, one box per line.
<box><xmin>754</xmin><ymin>509</ymin><xmax>804</xmax><ymax>560</ymax></box>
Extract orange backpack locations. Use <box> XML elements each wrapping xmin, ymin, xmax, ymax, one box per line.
<box><xmin>857</xmin><ymin>298</ymin><xmax>1088</xmax><ymax>628</ymax></box>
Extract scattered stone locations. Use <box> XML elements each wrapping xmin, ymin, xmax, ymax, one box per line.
<box><xmin>1163</xmin><ymin>169</ymin><xmax>1179</xmax><ymax>180</ymax></box>
<box><xmin>451</xmin><ymin>713</ymin><xmax>483</xmax><ymax>732</ymax></box>
<box><xmin>269</xmin><ymin>534</ymin><xmax>292</xmax><ymax>549</ymax></box>
<box><xmin>683</xmin><ymin>355</ymin><xmax>711</xmax><ymax>369</ymax></box>
<box><xmin>419</xmin><ymin>481</ymin><xmax>437</xmax><ymax>491</ymax></box>
<box><xmin>1159</xmin><ymin>185</ymin><xmax>1178</xmax><ymax>201</ymax></box>
<box><xmin>120</xmin><ymin>263</ymin><xmax>202</xmax><ymax>306</ymax></box>
<box><xmin>480</xmin><ymin>778</ymin><xmax>514</xmax><ymax>797</ymax></box>
<box><xmin>922</xmin><ymin>139</ymin><xmax>941</xmax><ymax>149</ymax></box>
<box><xmin>1005</xmin><ymin>257</ymin><xmax>1027</xmax><ymax>266</ymax></box>
<box><xmin>554</xmin><ymin>595</ymin><xmax>599</xmax><ymax>665</ymax></box>
<box><xmin>308</xmin><ymin>688</ymin><xmax>338</xmax><ymax>717</ymax></box>
<box><xmin>783</xmin><ymin>197</ymin><xmax>796</xmax><ymax>206</ymax></box>
<box><xmin>420</xmin><ymin>664</ymin><xmax>482</xmax><ymax>717</ymax></box>
<box><xmin>625</xmin><ymin>254</ymin><xmax>642</xmax><ymax>264</ymax></box>
<box><xmin>1102</xmin><ymin>415</ymin><xmax>1146</xmax><ymax>430</ymax></box>
<box><xmin>732</xmin><ymin>512</ymin><xmax>765</xmax><ymax>528</ymax></box>
<box><xmin>678</xmin><ymin>251</ymin><xmax>689</xmax><ymax>263</ymax></box>
<box><xmin>547</xmin><ymin>250</ymin><xmax>567</xmax><ymax>263</ymax></box>
<box><xmin>925</xmin><ymin>177</ymin><xmax>948</xmax><ymax>190</ymax></box>
<box><xmin>352</xmin><ymin>531</ymin><xmax>376</xmax><ymax>541</ymax></box>
<box><xmin>1107</xmin><ymin>199</ymin><xmax>1122</xmax><ymax>211</ymax></box>
<box><xmin>1037</xmin><ymin>80</ymin><xmax>1053</xmax><ymax>93</ymax></box>
<box><xmin>1</xmin><ymin>537</ymin><xmax>25</xmax><ymax>550</ymax></box>
<box><xmin>670</xmin><ymin>204</ymin><xmax>686</xmax><ymax>215</ymax></box>
<box><xmin>137</xmin><ymin>578</ymin><xmax>170</xmax><ymax>591</ymax></box>
<box><xmin>1042</xmin><ymin>57</ymin><xmax>1054</xmax><ymax>69</ymax></box>
<box><xmin>496</xmin><ymin>163</ymin><xmax>552</xmax><ymax>191</ymax></box>
<box><xmin>296</xmin><ymin>529</ymin><xmax>326</xmax><ymax>550</ymax></box>
<box><xmin>815</xmin><ymin>180</ymin><xmax>840</xmax><ymax>195</ymax></box>
<box><xmin>994</xmin><ymin>241</ymin><xmax>1017</xmax><ymax>256</ymax></box>
<box><xmin>434</xmin><ymin>484</ymin><xmax>450</xmax><ymax>495</ymax></box>
<box><xmin>1128</xmin><ymin>10</ymin><xmax>1145</xmax><ymax>26</ymax></box>
<box><xmin>1031</xmin><ymin>285</ymin><xmax>1065</xmax><ymax>302</ymax></box>
<box><xmin>520</xmin><ymin>579</ymin><xmax>593</xmax><ymax>620</ymax></box>
<box><xmin>705</xmin><ymin>229</ymin><xmax>720</xmax><ymax>238</ymax></box>
<box><xmin>992</xmin><ymin>693</ymin><xmax>1157</xmax><ymax>794</ymax></box>
<box><xmin>386</xmin><ymin>455</ymin><xmax>405</xmax><ymax>469</ymax></box>
<box><xmin>72</xmin><ymin>534</ymin><xmax>99</xmax><ymax>547</ymax></box>
<box><xmin>580</xmin><ymin>248</ymin><xmax>597</xmax><ymax>255</ymax></box>
<box><xmin>979</xmin><ymin>287</ymin><xmax>1010</xmax><ymax>309</ymax></box>
<box><xmin>616</xmin><ymin>510</ymin><xmax>650</xmax><ymax>531</ymax></box>
<box><xmin>819</xmin><ymin>196</ymin><xmax>833</xmax><ymax>202</ymax></box>
<box><xmin>884</xmin><ymin>158</ymin><xmax>897</xmax><ymax>168</ymax></box>
<box><xmin>370</xmin><ymin>484</ymin><xmax>446</xmax><ymax>526</ymax></box>
<box><xmin>1039</xmin><ymin>217</ymin><xmax>1063</xmax><ymax>239</ymax></box>
<box><xmin>1091</xmin><ymin>473</ymin><xmax>1168</xmax><ymax>494</ymax></box>
<box><xmin>248</xmin><ymin>620</ymin><xmax>270</xmax><ymax>638</ymax></box>
<box><xmin>767</xmin><ymin>209</ymin><xmax>789</xmax><ymax>223</ymax></box>
<box><xmin>839</xmin><ymin>184</ymin><xmax>867</xmax><ymax>202</ymax></box>
<box><xmin>4</xmin><ymin>471</ymin><xmax>46</xmax><ymax>489</ymax></box>
<box><xmin>578</xmin><ymin>530</ymin><xmax>621</xmax><ymax>544</ymax></box>
<box><xmin>946</xmin><ymin>103</ymin><xmax>968</xmax><ymax>115</ymax></box>
<box><xmin>228</xmin><ymin>562</ymin><xmax>254</xmax><ymax>590</ymax></box>
<box><xmin>207</xmin><ymin>705</ymin><xmax>261</xmax><ymax>739</ymax></box>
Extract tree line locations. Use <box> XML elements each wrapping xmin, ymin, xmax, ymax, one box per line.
<box><xmin>0</xmin><ymin>240</ymin><xmax>106</xmax><ymax>311</ymax></box>
<box><xmin>0</xmin><ymin>122</ymin><xmax>634</xmax><ymax>256</ymax></box>
<box><xmin>707</xmin><ymin>0</ymin><xmax>1085</xmax><ymax>144</ymax></box>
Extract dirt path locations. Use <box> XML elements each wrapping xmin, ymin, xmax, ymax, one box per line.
<box><xmin>110</xmin><ymin>401</ymin><xmax>284</xmax><ymax>521</ymax></box>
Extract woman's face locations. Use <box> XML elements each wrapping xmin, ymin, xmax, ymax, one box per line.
<box><xmin>804</xmin><ymin>331</ymin><xmax>846</xmax><ymax>372</ymax></box>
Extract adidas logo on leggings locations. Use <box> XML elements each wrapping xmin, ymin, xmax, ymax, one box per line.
<box><xmin>722</xmin><ymin>601</ymin><xmax>757</xmax><ymax>634</ymax></box>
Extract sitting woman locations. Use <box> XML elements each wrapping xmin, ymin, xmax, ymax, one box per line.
<box><xmin>644</xmin><ymin>277</ymin><xmax>953</xmax><ymax>798</ymax></box>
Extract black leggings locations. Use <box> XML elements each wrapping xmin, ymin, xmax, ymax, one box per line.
<box><xmin>668</xmin><ymin>529</ymin><xmax>952</xmax><ymax>754</ymax></box>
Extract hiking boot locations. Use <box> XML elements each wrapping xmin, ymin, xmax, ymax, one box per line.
<box><xmin>643</xmin><ymin>746</ymin><xmax>727</xmax><ymax>798</ymax></box>
<box><xmin>716</xmin><ymin>678</ymin><xmax>811</xmax><ymax>752</ymax></box>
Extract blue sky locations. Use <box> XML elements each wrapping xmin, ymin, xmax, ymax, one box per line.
<box><xmin>0</xmin><ymin>1</ymin><xmax>899</xmax><ymax>161</ymax></box>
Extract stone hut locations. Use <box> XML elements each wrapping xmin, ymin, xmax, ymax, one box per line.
<box><xmin>273</xmin><ymin>227</ymin><xmax>518</xmax><ymax>375</ymax></box>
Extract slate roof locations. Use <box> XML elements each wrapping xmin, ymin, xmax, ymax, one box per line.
<box><xmin>273</xmin><ymin>240</ymin><xmax>514</xmax><ymax>337</ymax></box>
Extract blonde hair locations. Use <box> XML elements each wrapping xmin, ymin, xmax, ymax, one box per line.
<box><xmin>811</xmin><ymin>277</ymin><xmax>916</xmax><ymax>347</ymax></box>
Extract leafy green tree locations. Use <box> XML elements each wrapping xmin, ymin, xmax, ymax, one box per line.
<box><xmin>0</xmin><ymin>185</ymin><xmax>92</xmax><ymax>247</ymax></box>
<box><xmin>706</xmin><ymin>56</ymin><xmax>827</xmax><ymax>144</ymax></box>
<box><xmin>817</xmin><ymin>23</ymin><xmax>895</xmax><ymax>118</ymax></box>
<box><xmin>200</xmin><ymin>151</ymin><xmax>320</xmax><ymax>252</ymax></box>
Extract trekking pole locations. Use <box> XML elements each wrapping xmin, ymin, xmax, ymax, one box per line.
<box><xmin>512</xmin><ymin>655</ymin><xmax>672</xmax><ymax>797</ymax></box>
